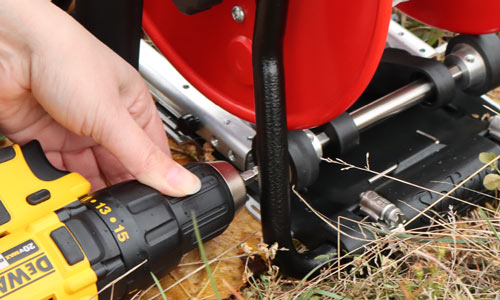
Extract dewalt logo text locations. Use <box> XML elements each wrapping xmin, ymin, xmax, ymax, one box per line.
<box><xmin>0</xmin><ymin>253</ymin><xmax>54</xmax><ymax>299</ymax></box>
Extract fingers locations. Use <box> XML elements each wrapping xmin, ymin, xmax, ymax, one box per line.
<box><xmin>57</xmin><ymin>148</ymin><xmax>108</xmax><ymax>191</ymax></box>
<box><xmin>91</xmin><ymin>145</ymin><xmax>135</xmax><ymax>185</ymax></box>
<box><xmin>7</xmin><ymin>0</ymin><xmax>200</xmax><ymax>196</ymax></box>
<box><xmin>119</xmin><ymin>81</ymin><xmax>172</xmax><ymax>156</ymax></box>
<box><xmin>93</xmin><ymin>106</ymin><xmax>201</xmax><ymax>197</ymax></box>
<box><xmin>97</xmin><ymin>64</ymin><xmax>196</xmax><ymax>195</ymax></box>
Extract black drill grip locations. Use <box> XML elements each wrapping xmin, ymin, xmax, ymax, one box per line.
<box><xmin>60</xmin><ymin>162</ymin><xmax>237</xmax><ymax>299</ymax></box>
<box><xmin>167</xmin><ymin>162</ymin><xmax>236</xmax><ymax>253</ymax></box>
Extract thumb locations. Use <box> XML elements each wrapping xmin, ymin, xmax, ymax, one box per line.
<box><xmin>96</xmin><ymin>108</ymin><xmax>201</xmax><ymax>197</ymax></box>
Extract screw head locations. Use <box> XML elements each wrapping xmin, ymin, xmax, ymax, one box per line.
<box><xmin>211</xmin><ymin>137</ymin><xmax>219</xmax><ymax>147</ymax></box>
<box><xmin>465</xmin><ymin>54</ymin><xmax>475</xmax><ymax>63</ymax></box>
<box><xmin>232</xmin><ymin>6</ymin><xmax>245</xmax><ymax>23</ymax></box>
<box><xmin>228</xmin><ymin>150</ymin><xmax>236</xmax><ymax>162</ymax></box>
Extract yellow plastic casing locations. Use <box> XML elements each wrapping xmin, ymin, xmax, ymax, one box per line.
<box><xmin>0</xmin><ymin>214</ymin><xmax>98</xmax><ymax>300</ymax></box>
<box><xmin>0</xmin><ymin>144</ymin><xmax>90</xmax><ymax>235</ymax></box>
<box><xmin>0</xmin><ymin>144</ymin><xmax>98</xmax><ymax>300</ymax></box>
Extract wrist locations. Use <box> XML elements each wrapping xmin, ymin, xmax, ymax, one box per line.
<box><xmin>0</xmin><ymin>0</ymin><xmax>49</xmax><ymax>57</ymax></box>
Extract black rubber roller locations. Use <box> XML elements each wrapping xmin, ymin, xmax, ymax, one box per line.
<box><xmin>288</xmin><ymin>130</ymin><xmax>321</xmax><ymax>190</ymax></box>
<box><xmin>446</xmin><ymin>34</ymin><xmax>500</xmax><ymax>96</ymax></box>
<box><xmin>369</xmin><ymin>48</ymin><xmax>456</xmax><ymax>109</ymax></box>
<box><xmin>322</xmin><ymin>112</ymin><xmax>360</xmax><ymax>156</ymax></box>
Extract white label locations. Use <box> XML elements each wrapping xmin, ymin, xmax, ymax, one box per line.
<box><xmin>0</xmin><ymin>254</ymin><xmax>9</xmax><ymax>270</ymax></box>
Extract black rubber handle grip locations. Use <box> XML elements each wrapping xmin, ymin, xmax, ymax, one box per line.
<box><xmin>21</xmin><ymin>140</ymin><xmax>69</xmax><ymax>181</ymax></box>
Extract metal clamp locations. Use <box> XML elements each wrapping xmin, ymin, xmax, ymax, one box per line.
<box><xmin>359</xmin><ymin>190</ymin><xmax>406</xmax><ymax>228</ymax></box>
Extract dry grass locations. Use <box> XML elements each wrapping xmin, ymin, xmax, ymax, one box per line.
<box><xmin>241</xmin><ymin>191</ymin><xmax>500</xmax><ymax>300</ymax></box>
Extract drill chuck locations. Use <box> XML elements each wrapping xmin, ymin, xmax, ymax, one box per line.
<box><xmin>206</xmin><ymin>161</ymin><xmax>248</xmax><ymax>212</ymax></box>
<box><xmin>0</xmin><ymin>141</ymin><xmax>247</xmax><ymax>300</ymax></box>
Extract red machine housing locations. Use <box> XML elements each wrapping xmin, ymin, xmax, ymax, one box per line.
<box><xmin>397</xmin><ymin>0</ymin><xmax>500</xmax><ymax>34</ymax></box>
<box><xmin>143</xmin><ymin>0</ymin><xmax>392</xmax><ymax>129</ymax></box>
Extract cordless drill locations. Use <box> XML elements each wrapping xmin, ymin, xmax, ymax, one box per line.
<box><xmin>0</xmin><ymin>140</ymin><xmax>249</xmax><ymax>300</ymax></box>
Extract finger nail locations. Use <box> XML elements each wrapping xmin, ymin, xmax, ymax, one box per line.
<box><xmin>165</xmin><ymin>163</ymin><xmax>201</xmax><ymax>196</ymax></box>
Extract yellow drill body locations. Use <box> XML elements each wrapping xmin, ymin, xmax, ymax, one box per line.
<box><xmin>0</xmin><ymin>141</ymin><xmax>242</xmax><ymax>300</ymax></box>
<box><xmin>0</xmin><ymin>144</ymin><xmax>97</xmax><ymax>300</ymax></box>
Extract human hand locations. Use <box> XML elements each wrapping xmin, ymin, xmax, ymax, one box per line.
<box><xmin>0</xmin><ymin>0</ymin><xmax>201</xmax><ymax>196</ymax></box>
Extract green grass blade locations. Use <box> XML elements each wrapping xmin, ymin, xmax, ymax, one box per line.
<box><xmin>478</xmin><ymin>207</ymin><xmax>500</xmax><ymax>243</ymax></box>
<box><xmin>150</xmin><ymin>272</ymin><xmax>168</xmax><ymax>300</ymax></box>
<box><xmin>314</xmin><ymin>289</ymin><xmax>352</xmax><ymax>300</ymax></box>
<box><xmin>298</xmin><ymin>288</ymin><xmax>315</xmax><ymax>300</ymax></box>
<box><xmin>192</xmin><ymin>211</ymin><xmax>222</xmax><ymax>300</ymax></box>
<box><xmin>427</xmin><ymin>29</ymin><xmax>443</xmax><ymax>47</ymax></box>
<box><xmin>250</xmin><ymin>275</ymin><xmax>264</xmax><ymax>300</ymax></box>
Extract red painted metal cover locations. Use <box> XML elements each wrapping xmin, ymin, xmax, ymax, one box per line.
<box><xmin>397</xmin><ymin>0</ymin><xmax>500</xmax><ymax>34</ymax></box>
<box><xmin>143</xmin><ymin>1</ymin><xmax>391</xmax><ymax>129</ymax></box>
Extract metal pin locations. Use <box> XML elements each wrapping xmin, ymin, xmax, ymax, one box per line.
<box><xmin>416</xmin><ymin>129</ymin><xmax>440</xmax><ymax>144</ymax></box>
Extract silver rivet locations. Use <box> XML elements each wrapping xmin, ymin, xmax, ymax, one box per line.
<box><xmin>228</xmin><ymin>150</ymin><xmax>236</xmax><ymax>162</ymax></box>
<box><xmin>232</xmin><ymin>6</ymin><xmax>245</xmax><ymax>23</ymax></box>
<box><xmin>211</xmin><ymin>137</ymin><xmax>219</xmax><ymax>147</ymax></box>
<box><xmin>398</xmin><ymin>32</ymin><xmax>404</xmax><ymax>36</ymax></box>
<box><xmin>224</xmin><ymin>119</ymin><xmax>231</xmax><ymax>125</ymax></box>
<box><xmin>247</xmin><ymin>135</ymin><xmax>254</xmax><ymax>141</ymax></box>
<box><xmin>419</xmin><ymin>48</ymin><xmax>426</xmax><ymax>53</ymax></box>
<box><xmin>465</xmin><ymin>54</ymin><xmax>475</xmax><ymax>63</ymax></box>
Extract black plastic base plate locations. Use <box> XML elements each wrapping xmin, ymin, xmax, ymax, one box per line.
<box><xmin>289</xmin><ymin>90</ymin><xmax>500</xmax><ymax>254</ymax></box>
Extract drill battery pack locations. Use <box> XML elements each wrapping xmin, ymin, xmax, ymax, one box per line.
<box><xmin>0</xmin><ymin>141</ymin><xmax>96</xmax><ymax>300</ymax></box>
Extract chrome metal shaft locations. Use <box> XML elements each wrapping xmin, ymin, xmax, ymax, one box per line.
<box><xmin>351</xmin><ymin>79</ymin><xmax>432</xmax><ymax>130</ymax></box>
<box><xmin>351</xmin><ymin>65</ymin><xmax>464</xmax><ymax>131</ymax></box>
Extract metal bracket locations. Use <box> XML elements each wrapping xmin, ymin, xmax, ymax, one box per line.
<box><xmin>139</xmin><ymin>41</ymin><xmax>255</xmax><ymax>171</ymax></box>
<box><xmin>387</xmin><ymin>20</ymin><xmax>437</xmax><ymax>58</ymax></box>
